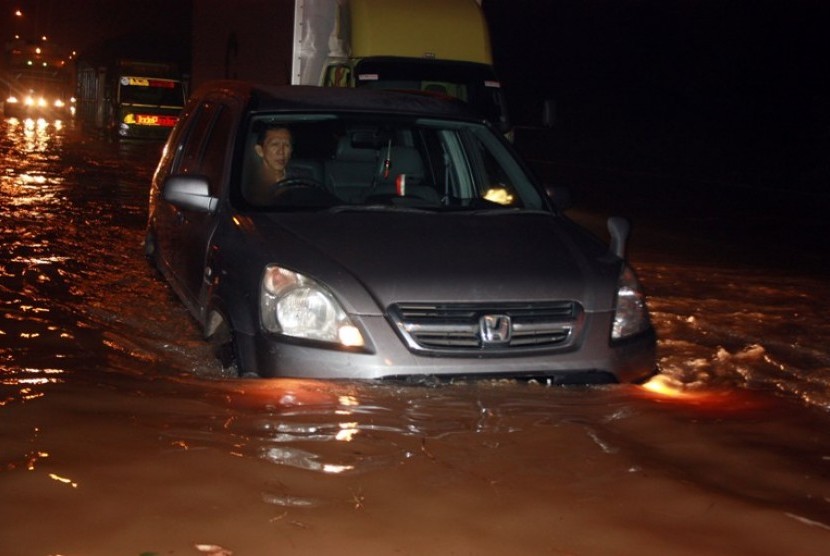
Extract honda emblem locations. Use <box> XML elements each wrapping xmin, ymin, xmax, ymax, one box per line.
<box><xmin>480</xmin><ymin>314</ymin><xmax>512</xmax><ymax>346</ymax></box>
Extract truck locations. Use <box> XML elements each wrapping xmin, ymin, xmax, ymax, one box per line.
<box><xmin>191</xmin><ymin>0</ymin><xmax>510</xmax><ymax>134</ymax></box>
<box><xmin>75</xmin><ymin>55</ymin><xmax>187</xmax><ymax>140</ymax></box>
<box><xmin>2</xmin><ymin>38</ymin><xmax>73</xmax><ymax>121</ymax></box>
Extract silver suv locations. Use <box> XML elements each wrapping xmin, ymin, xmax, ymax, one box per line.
<box><xmin>146</xmin><ymin>82</ymin><xmax>656</xmax><ymax>383</ymax></box>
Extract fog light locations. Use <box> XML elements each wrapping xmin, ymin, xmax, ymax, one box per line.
<box><xmin>338</xmin><ymin>325</ymin><xmax>364</xmax><ymax>347</ymax></box>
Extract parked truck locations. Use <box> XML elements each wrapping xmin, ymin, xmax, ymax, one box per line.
<box><xmin>192</xmin><ymin>0</ymin><xmax>510</xmax><ymax>133</ymax></box>
<box><xmin>75</xmin><ymin>56</ymin><xmax>187</xmax><ymax>140</ymax></box>
<box><xmin>2</xmin><ymin>38</ymin><xmax>73</xmax><ymax>121</ymax></box>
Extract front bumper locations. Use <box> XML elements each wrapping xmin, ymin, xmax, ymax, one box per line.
<box><xmin>238</xmin><ymin>313</ymin><xmax>657</xmax><ymax>384</ymax></box>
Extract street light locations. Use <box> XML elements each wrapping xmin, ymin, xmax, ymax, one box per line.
<box><xmin>13</xmin><ymin>8</ymin><xmax>25</xmax><ymax>40</ymax></box>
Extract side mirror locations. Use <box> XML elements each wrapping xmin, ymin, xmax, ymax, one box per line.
<box><xmin>545</xmin><ymin>184</ymin><xmax>572</xmax><ymax>211</ymax></box>
<box><xmin>607</xmin><ymin>216</ymin><xmax>630</xmax><ymax>258</ymax></box>
<box><xmin>162</xmin><ymin>175</ymin><xmax>218</xmax><ymax>213</ymax></box>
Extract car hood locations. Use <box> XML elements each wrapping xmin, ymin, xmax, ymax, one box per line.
<box><xmin>248</xmin><ymin>209</ymin><xmax>618</xmax><ymax>310</ymax></box>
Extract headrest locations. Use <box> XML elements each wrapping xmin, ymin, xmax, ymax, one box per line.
<box><xmin>335</xmin><ymin>134</ymin><xmax>378</xmax><ymax>162</ymax></box>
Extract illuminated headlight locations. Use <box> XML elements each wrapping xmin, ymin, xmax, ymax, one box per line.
<box><xmin>260</xmin><ymin>266</ymin><xmax>365</xmax><ymax>347</ymax></box>
<box><xmin>611</xmin><ymin>264</ymin><xmax>651</xmax><ymax>340</ymax></box>
<box><xmin>36</xmin><ymin>97</ymin><xmax>47</xmax><ymax>108</ymax></box>
<box><xmin>6</xmin><ymin>96</ymin><xmax>18</xmax><ymax>104</ymax></box>
<box><xmin>54</xmin><ymin>99</ymin><xmax>65</xmax><ymax>108</ymax></box>
<box><xmin>24</xmin><ymin>96</ymin><xmax>35</xmax><ymax>106</ymax></box>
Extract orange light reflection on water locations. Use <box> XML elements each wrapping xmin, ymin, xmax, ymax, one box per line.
<box><xmin>48</xmin><ymin>473</ymin><xmax>78</xmax><ymax>488</ymax></box>
<box><xmin>232</xmin><ymin>378</ymin><xmax>343</xmax><ymax>410</ymax></box>
<box><xmin>229</xmin><ymin>379</ymin><xmax>364</xmax><ymax>453</ymax></box>
<box><xmin>638</xmin><ymin>374</ymin><xmax>774</xmax><ymax>413</ymax></box>
<box><xmin>0</xmin><ymin>368</ymin><xmax>65</xmax><ymax>389</ymax></box>
<box><xmin>5</xmin><ymin>116</ymin><xmax>62</xmax><ymax>153</ymax></box>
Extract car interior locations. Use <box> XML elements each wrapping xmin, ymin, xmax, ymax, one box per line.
<box><xmin>237</xmin><ymin>116</ymin><xmax>536</xmax><ymax>212</ymax></box>
<box><xmin>242</xmin><ymin>122</ymin><xmax>446</xmax><ymax>208</ymax></box>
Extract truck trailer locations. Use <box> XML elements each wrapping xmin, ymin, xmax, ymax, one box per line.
<box><xmin>192</xmin><ymin>0</ymin><xmax>510</xmax><ymax>133</ymax></box>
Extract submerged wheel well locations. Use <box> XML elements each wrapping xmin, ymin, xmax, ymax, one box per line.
<box><xmin>204</xmin><ymin>306</ymin><xmax>260</xmax><ymax>378</ymax></box>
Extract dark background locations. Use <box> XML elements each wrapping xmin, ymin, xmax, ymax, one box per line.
<box><xmin>484</xmin><ymin>0</ymin><xmax>829</xmax><ymax>196</ymax></box>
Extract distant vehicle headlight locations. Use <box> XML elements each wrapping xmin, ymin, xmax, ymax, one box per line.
<box><xmin>24</xmin><ymin>96</ymin><xmax>35</xmax><ymax>106</ymax></box>
<box><xmin>260</xmin><ymin>265</ymin><xmax>365</xmax><ymax>347</ymax></box>
<box><xmin>36</xmin><ymin>97</ymin><xmax>47</xmax><ymax>108</ymax></box>
<box><xmin>611</xmin><ymin>264</ymin><xmax>651</xmax><ymax>340</ymax></box>
<box><xmin>6</xmin><ymin>96</ymin><xmax>18</xmax><ymax>104</ymax></box>
<box><xmin>54</xmin><ymin>99</ymin><xmax>65</xmax><ymax>108</ymax></box>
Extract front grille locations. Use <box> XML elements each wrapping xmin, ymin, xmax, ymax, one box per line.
<box><xmin>388</xmin><ymin>301</ymin><xmax>582</xmax><ymax>354</ymax></box>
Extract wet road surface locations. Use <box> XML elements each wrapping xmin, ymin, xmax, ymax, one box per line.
<box><xmin>1</xmin><ymin>118</ymin><xmax>829</xmax><ymax>555</ymax></box>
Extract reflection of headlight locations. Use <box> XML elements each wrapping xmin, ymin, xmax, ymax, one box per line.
<box><xmin>612</xmin><ymin>264</ymin><xmax>651</xmax><ymax>340</ymax></box>
<box><xmin>260</xmin><ymin>266</ymin><xmax>365</xmax><ymax>347</ymax></box>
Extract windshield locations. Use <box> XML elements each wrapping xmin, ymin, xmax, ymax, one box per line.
<box><xmin>236</xmin><ymin>114</ymin><xmax>544</xmax><ymax>212</ymax></box>
<box><xmin>351</xmin><ymin>58</ymin><xmax>511</xmax><ymax>133</ymax></box>
<box><xmin>118</xmin><ymin>77</ymin><xmax>185</xmax><ymax>107</ymax></box>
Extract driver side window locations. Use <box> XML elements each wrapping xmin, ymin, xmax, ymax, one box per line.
<box><xmin>175</xmin><ymin>102</ymin><xmax>218</xmax><ymax>175</ymax></box>
<box><xmin>199</xmin><ymin>107</ymin><xmax>234</xmax><ymax>197</ymax></box>
<box><xmin>172</xmin><ymin>101</ymin><xmax>233</xmax><ymax>198</ymax></box>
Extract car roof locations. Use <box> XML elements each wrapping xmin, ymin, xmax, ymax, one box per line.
<box><xmin>193</xmin><ymin>80</ymin><xmax>485</xmax><ymax>121</ymax></box>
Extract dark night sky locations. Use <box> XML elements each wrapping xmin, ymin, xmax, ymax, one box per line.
<box><xmin>483</xmin><ymin>0</ymin><xmax>829</xmax><ymax>193</ymax></box>
<box><xmin>2</xmin><ymin>0</ymin><xmax>192</xmax><ymax>54</ymax></box>
<box><xmin>3</xmin><ymin>0</ymin><xmax>828</xmax><ymax>192</ymax></box>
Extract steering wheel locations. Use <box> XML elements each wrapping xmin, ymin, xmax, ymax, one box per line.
<box><xmin>275</xmin><ymin>177</ymin><xmax>326</xmax><ymax>191</ymax></box>
<box><xmin>271</xmin><ymin>176</ymin><xmax>338</xmax><ymax>205</ymax></box>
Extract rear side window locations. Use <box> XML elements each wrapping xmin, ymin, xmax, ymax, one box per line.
<box><xmin>198</xmin><ymin>107</ymin><xmax>234</xmax><ymax>196</ymax></box>
<box><xmin>170</xmin><ymin>101</ymin><xmax>234</xmax><ymax>197</ymax></box>
<box><xmin>176</xmin><ymin>102</ymin><xmax>220</xmax><ymax>175</ymax></box>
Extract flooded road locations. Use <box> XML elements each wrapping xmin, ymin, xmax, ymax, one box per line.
<box><xmin>2</xmin><ymin>119</ymin><xmax>829</xmax><ymax>555</ymax></box>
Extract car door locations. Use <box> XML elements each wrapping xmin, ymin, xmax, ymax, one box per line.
<box><xmin>163</xmin><ymin>100</ymin><xmax>236</xmax><ymax>315</ymax></box>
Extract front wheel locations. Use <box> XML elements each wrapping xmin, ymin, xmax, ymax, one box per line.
<box><xmin>212</xmin><ymin>334</ymin><xmax>242</xmax><ymax>378</ymax></box>
<box><xmin>207</xmin><ymin>312</ymin><xmax>259</xmax><ymax>378</ymax></box>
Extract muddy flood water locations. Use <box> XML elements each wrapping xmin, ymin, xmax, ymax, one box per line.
<box><xmin>1</xmin><ymin>119</ymin><xmax>829</xmax><ymax>555</ymax></box>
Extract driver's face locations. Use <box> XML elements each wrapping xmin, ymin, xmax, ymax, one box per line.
<box><xmin>255</xmin><ymin>128</ymin><xmax>293</xmax><ymax>178</ymax></box>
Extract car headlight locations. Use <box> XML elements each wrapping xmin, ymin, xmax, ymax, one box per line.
<box><xmin>611</xmin><ymin>264</ymin><xmax>651</xmax><ymax>340</ymax></box>
<box><xmin>6</xmin><ymin>96</ymin><xmax>18</xmax><ymax>104</ymax></box>
<box><xmin>260</xmin><ymin>265</ymin><xmax>365</xmax><ymax>347</ymax></box>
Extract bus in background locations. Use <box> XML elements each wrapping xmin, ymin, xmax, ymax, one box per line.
<box><xmin>76</xmin><ymin>57</ymin><xmax>187</xmax><ymax>140</ymax></box>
